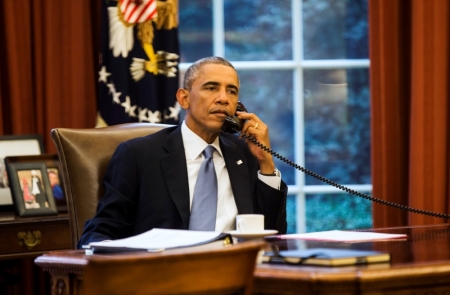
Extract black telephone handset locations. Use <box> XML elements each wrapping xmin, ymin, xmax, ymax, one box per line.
<box><xmin>223</xmin><ymin>102</ymin><xmax>449</xmax><ymax>219</ymax></box>
<box><xmin>221</xmin><ymin>101</ymin><xmax>248</xmax><ymax>134</ymax></box>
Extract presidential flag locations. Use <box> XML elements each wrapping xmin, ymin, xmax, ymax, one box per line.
<box><xmin>97</xmin><ymin>0</ymin><xmax>180</xmax><ymax>126</ymax></box>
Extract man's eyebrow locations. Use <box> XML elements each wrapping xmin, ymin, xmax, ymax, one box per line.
<box><xmin>202</xmin><ymin>81</ymin><xmax>220</xmax><ymax>88</ymax></box>
<box><xmin>202</xmin><ymin>81</ymin><xmax>239</xmax><ymax>93</ymax></box>
<box><xmin>227</xmin><ymin>84</ymin><xmax>239</xmax><ymax>93</ymax></box>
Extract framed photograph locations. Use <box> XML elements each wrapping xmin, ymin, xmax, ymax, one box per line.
<box><xmin>46</xmin><ymin>166</ymin><xmax>67</xmax><ymax>212</ymax></box>
<box><xmin>0</xmin><ymin>135</ymin><xmax>44</xmax><ymax>206</ymax></box>
<box><xmin>5</xmin><ymin>154</ymin><xmax>67</xmax><ymax>213</ymax></box>
<box><xmin>7</xmin><ymin>162</ymin><xmax>57</xmax><ymax>217</ymax></box>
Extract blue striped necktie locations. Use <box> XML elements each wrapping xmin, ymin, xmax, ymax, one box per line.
<box><xmin>189</xmin><ymin>145</ymin><xmax>218</xmax><ymax>231</ymax></box>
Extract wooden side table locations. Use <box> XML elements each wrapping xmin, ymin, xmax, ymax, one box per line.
<box><xmin>0</xmin><ymin>210</ymin><xmax>71</xmax><ymax>295</ymax></box>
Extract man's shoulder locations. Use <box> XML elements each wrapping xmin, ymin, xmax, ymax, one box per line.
<box><xmin>125</xmin><ymin>125</ymin><xmax>179</xmax><ymax>145</ymax></box>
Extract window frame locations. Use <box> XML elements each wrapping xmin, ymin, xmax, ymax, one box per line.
<box><xmin>179</xmin><ymin>0</ymin><xmax>372</xmax><ymax>233</ymax></box>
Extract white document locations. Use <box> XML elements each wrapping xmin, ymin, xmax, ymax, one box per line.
<box><xmin>277</xmin><ymin>230</ymin><xmax>407</xmax><ymax>242</ymax></box>
<box><xmin>86</xmin><ymin>228</ymin><xmax>227</xmax><ymax>252</ymax></box>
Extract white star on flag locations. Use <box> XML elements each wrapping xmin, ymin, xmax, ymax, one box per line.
<box><xmin>138</xmin><ymin>107</ymin><xmax>149</xmax><ymax>122</ymax></box>
<box><xmin>121</xmin><ymin>96</ymin><xmax>137</xmax><ymax>117</ymax></box>
<box><xmin>111</xmin><ymin>90</ymin><xmax>122</xmax><ymax>104</ymax></box>
<box><xmin>106</xmin><ymin>83</ymin><xmax>116</xmax><ymax>94</ymax></box>
<box><xmin>165</xmin><ymin>102</ymin><xmax>181</xmax><ymax>121</ymax></box>
<box><xmin>98</xmin><ymin>66</ymin><xmax>111</xmax><ymax>83</ymax></box>
<box><xmin>148</xmin><ymin>110</ymin><xmax>161</xmax><ymax>123</ymax></box>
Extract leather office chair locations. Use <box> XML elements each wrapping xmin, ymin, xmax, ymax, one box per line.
<box><xmin>82</xmin><ymin>239</ymin><xmax>265</xmax><ymax>295</ymax></box>
<box><xmin>51</xmin><ymin>123</ymin><xmax>174</xmax><ymax>249</ymax></box>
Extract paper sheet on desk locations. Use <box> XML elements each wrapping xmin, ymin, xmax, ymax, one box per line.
<box><xmin>276</xmin><ymin>230</ymin><xmax>407</xmax><ymax>242</ymax></box>
<box><xmin>86</xmin><ymin>228</ymin><xmax>226</xmax><ymax>252</ymax></box>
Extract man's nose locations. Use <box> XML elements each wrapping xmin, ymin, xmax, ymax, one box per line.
<box><xmin>216</xmin><ymin>89</ymin><xmax>229</xmax><ymax>103</ymax></box>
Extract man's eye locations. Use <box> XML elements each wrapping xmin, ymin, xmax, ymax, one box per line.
<box><xmin>228</xmin><ymin>90</ymin><xmax>238</xmax><ymax>95</ymax></box>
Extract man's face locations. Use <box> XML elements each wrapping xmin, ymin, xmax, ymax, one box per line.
<box><xmin>49</xmin><ymin>173</ymin><xmax>58</xmax><ymax>187</ymax></box>
<box><xmin>180</xmin><ymin>63</ymin><xmax>239</xmax><ymax>141</ymax></box>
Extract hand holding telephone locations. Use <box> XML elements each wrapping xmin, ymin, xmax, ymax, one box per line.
<box><xmin>222</xmin><ymin>102</ymin><xmax>449</xmax><ymax>219</ymax></box>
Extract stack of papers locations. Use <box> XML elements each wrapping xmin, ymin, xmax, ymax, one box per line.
<box><xmin>84</xmin><ymin>228</ymin><xmax>232</xmax><ymax>253</ymax></box>
<box><xmin>275</xmin><ymin>230</ymin><xmax>407</xmax><ymax>243</ymax></box>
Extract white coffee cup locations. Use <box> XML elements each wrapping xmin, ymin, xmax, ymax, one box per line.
<box><xmin>236</xmin><ymin>214</ymin><xmax>264</xmax><ymax>233</ymax></box>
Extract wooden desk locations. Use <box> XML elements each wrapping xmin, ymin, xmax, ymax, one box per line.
<box><xmin>254</xmin><ymin>223</ymin><xmax>450</xmax><ymax>294</ymax></box>
<box><xmin>35</xmin><ymin>224</ymin><xmax>450</xmax><ymax>295</ymax></box>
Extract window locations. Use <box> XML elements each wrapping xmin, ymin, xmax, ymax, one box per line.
<box><xmin>178</xmin><ymin>0</ymin><xmax>371</xmax><ymax>233</ymax></box>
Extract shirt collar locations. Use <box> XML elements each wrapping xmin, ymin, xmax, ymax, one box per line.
<box><xmin>181</xmin><ymin>121</ymin><xmax>223</xmax><ymax>160</ymax></box>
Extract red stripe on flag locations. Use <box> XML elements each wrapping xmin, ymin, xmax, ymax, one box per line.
<box><xmin>120</xmin><ymin>0</ymin><xmax>156</xmax><ymax>23</ymax></box>
<box><xmin>120</xmin><ymin>0</ymin><xmax>132</xmax><ymax>15</ymax></box>
<box><xmin>134</xmin><ymin>0</ymin><xmax>156</xmax><ymax>22</ymax></box>
<box><xmin>126</xmin><ymin>4</ymin><xmax>140</xmax><ymax>23</ymax></box>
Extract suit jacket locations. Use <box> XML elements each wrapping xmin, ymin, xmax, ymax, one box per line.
<box><xmin>78</xmin><ymin>126</ymin><xmax>287</xmax><ymax>248</ymax></box>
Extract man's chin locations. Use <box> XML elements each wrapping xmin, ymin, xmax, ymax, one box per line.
<box><xmin>208</xmin><ymin>124</ymin><xmax>224</xmax><ymax>134</ymax></box>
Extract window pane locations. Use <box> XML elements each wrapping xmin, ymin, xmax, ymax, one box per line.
<box><xmin>237</xmin><ymin>70</ymin><xmax>295</xmax><ymax>184</ymax></box>
<box><xmin>178</xmin><ymin>0</ymin><xmax>213</xmax><ymax>62</ymax></box>
<box><xmin>306</xmin><ymin>193</ymin><xmax>372</xmax><ymax>232</ymax></box>
<box><xmin>303</xmin><ymin>68</ymin><xmax>371</xmax><ymax>185</ymax></box>
<box><xmin>287</xmin><ymin>195</ymin><xmax>297</xmax><ymax>233</ymax></box>
<box><xmin>303</xmin><ymin>0</ymin><xmax>368</xmax><ymax>59</ymax></box>
<box><xmin>224</xmin><ymin>0</ymin><xmax>292</xmax><ymax>61</ymax></box>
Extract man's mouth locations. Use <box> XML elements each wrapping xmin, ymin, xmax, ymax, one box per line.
<box><xmin>211</xmin><ymin>109</ymin><xmax>230</xmax><ymax>117</ymax></box>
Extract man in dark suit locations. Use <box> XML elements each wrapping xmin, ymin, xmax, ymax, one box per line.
<box><xmin>78</xmin><ymin>56</ymin><xmax>287</xmax><ymax>248</ymax></box>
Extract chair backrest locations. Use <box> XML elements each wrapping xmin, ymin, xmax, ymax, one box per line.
<box><xmin>82</xmin><ymin>240</ymin><xmax>265</xmax><ymax>295</ymax></box>
<box><xmin>51</xmin><ymin>123</ymin><xmax>173</xmax><ymax>249</ymax></box>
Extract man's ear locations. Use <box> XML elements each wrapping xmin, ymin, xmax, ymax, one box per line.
<box><xmin>176</xmin><ymin>89</ymin><xmax>189</xmax><ymax>110</ymax></box>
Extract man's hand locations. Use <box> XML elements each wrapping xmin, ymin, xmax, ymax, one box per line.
<box><xmin>236</xmin><ymin>111</ymin><xmax>276</xmax><ymax>174</ymax></box>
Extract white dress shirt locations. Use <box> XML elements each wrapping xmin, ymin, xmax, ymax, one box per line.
<box><xmin>181</xmin><ymin>121</ymin><xmax>281</xmax><ymax>232</ymax></box>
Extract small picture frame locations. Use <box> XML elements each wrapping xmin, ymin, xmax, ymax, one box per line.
<box><xmin>7</xmin><ymin>162</ymin><xmax>58</xmax><ymax>217</ymax></box>
<box><xmin>4</xmin><ymin>154</ymin><xmax>67</xmax><ymax>213</ymax></box>
<box><xmin>0</xmin><ymin>134</ymin><xmax>44</xmax><ymax>206</ymax></box>
<box><xmin>46</xmin><ymin>166</ymin><xmax>67</xmax><ymax>212</ymax></box>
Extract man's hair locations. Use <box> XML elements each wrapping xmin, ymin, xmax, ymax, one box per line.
<box><xmin>183</xmin><ymin>56</ymin><xmax>240</xmax><ymax>90</ymax></box>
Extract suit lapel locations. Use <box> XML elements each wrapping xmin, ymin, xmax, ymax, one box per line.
<box><xmin>220</xmin><ymin>136</ymin><xmax>254</xmax><ymax>214</ymax></box>
<box><xmin>160</xmin><ymin>127</ymin><xmax>191</xmax><ymax>228</ymax></box>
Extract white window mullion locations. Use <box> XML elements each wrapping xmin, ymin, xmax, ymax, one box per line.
<box><xmin>303</xmin><ymin>185</ymin><xmax>373</xmax><ymax>194</ymax></box>
<box><xmin>302</xmin><ymin>59</ymin><xmax>370</xmax><ymax>69</ymax></box>
<box><xmin>212</xmin><ymin>0</ymin><xmax>225</xmax><ymax>57</ymax></box>
<box><xmin>293</xmin><ymin>0</ymin><xmax>306</xmax><ymax>233</ymax></box>
<box><xmin>228</xmin><ymin>61</ymin><xmax>300</xmax><ymax>70</ymax></box>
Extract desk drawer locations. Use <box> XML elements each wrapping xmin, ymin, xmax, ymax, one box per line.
<box><xmin>0</xmin><ymin>217</ymin><xmax>71</xmax><ymax>256</ymax></box>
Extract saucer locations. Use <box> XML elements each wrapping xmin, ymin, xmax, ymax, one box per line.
<box><xmin>227</xmin><ymin>230</ymin><xmax>278</xmax><ymax>240</ymax></box>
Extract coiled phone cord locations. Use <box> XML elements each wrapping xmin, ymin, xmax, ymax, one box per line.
<box><xmin>242</xmin><ymin>133</ymin><xmax>450</xmax><ymax>220</ymax></box>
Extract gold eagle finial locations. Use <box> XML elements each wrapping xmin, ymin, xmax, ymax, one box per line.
<box><xmin>155</xmin><ymin>0</ymin><xmax>178</xmax><ymax>30</ymax></box>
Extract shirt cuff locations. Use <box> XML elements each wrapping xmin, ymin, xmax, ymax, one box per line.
<box><xmin>258</xmin><ymin>169</ymin><xmax>281</xmax><ymax>190</ymax></box>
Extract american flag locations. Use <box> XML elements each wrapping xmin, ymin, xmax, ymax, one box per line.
<box><xmin>97</xmin><ymin>0</ymin><xmax>180</xmax><ymax>127</ymax></box>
